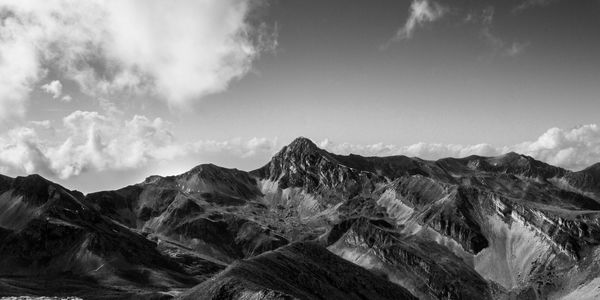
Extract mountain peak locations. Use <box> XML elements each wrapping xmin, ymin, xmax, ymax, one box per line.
<box><xmin>287</xmin><ymin>137</ymin><xmax>320</xmax><ymax>152</ymax></box>
<box><xmin>270</xmin><ymin>137</ymin><xmax>326</xmax><ymax>160</ymax></box>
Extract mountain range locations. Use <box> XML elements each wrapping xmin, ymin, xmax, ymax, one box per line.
<box><xmin>1</xmin><ymin>137</ymin><xmax>600</xmax><ymax>299</ymax></box>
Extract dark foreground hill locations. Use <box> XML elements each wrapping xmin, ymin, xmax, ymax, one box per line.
<box><xmin>2</xmin><ymin>137</ymin><xmax>600</xmax><ymax>299</ymax></box>
<box><xmin>179</xmin><ymin>242</ymin><xmax>417</xmax><ymax>300</ymax></box>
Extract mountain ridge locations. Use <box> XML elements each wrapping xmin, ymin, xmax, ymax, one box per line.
<box><xmin>2</xmin><ymin>137</ymin><xmax>600</xmax><ymax>299</ymax></box>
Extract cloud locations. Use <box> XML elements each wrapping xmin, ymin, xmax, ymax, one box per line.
<box><xmin>319</xmin><ymin>124</ymin><xmax>600</xmax><ymax>171</ymax></box>
<box><xmin>40</xmin><ymin>80</ymin><xmax>63</xmax><ymax>99</ymax></box>
<box><xmin>0</xmin><ymin>0</ymin><xmax>275</xmax><ymax>117</ymax></box>
<box><xmin>513</xmin><ymin>0</ymin><xmax>558</xmax><ymax>12</ymax></box>
<box><xmin>0</xmin><ymin>127</ymin><xmax>54</xmax><ymax>175</ymax></box>
<box><xmin>388</xmin><ymin>2</ymin><xmax>527</xmax><ymax>57</ymax></box>
<box><xmin>481</xmin><ymin>28</ymin><xmax>528</xmax><ymax>57</ymax></box>
<box><xmin>393</xmin><ymin>0</ymin><xmax>447</xmax><ymax>41</ymax></box>
<box><xmin>505</xmin><ymin>42</ymin><xmax>529</xmax><ymax>57</ymax></box>
<box><xmin>471</xmin><ymin>7</ymin><xmax>528</xmax><ymax>57</ymax></box>
<box><xmin>509</xmin><ymin>125</ymin><xmax>600</xmax><ymax>170</ymax></box>
<box><xmin>0</xmin><ymin>110</ymin><xmax>278</xmax><ymax>179</ymax></box>
<box><xmin>1</xmin><ymin>122</ymin><xmax>599</xmax><ymax>180</ymax></box>
<box><xmin>29</xmin><ymin>120</ymin><xmax>52</xmax><ymax>129</ymax></box>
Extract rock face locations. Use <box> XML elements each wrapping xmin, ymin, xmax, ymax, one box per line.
<box><xmin>2</xmin><ymin>137</ymin><xmax>600</xmax><ymax>299</ymax></box>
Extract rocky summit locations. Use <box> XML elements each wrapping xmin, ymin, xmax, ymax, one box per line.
<box><xmin>1</xmin><ymin>137</ymin><xmax>600</xmax><ymax>299</ymax></box>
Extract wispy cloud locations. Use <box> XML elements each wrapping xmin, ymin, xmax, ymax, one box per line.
<box><xmin>393</xmin><ymin>0</ymin><xmax>447</xmax><ymax>41</ymax></box>
<box><xmin>513</xmin><ymin>0</ymin><xmax>559</xmax><ymax>13</ymax></box>
<box><xmin>472</xmin><ymin>7</ymin><xmax>529</xmax><ymax>57</ymax></box>
<box><xmin>505</xmin><ymin>42</ymin><xmax>529</xmax><ymax>57</ymax></box>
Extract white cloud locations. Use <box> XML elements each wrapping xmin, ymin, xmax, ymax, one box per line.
<box><xmin>29</xmin><ymin>120</ymin><xmax>52</xmax><ymax>129</ymax></box>
<box><xmin>1</xmin><ymin>123</ymin><xmax>599</xmax><ymax>180</ymax></box>
<box><xmin>319</xmin><ymin>124</ymin><xmax>600</xmax><ymax>171</ymax></box>
<box><xmin>0</xmin><ymin>127</ymin><xmax>54</xmax><ymax>175</ymax></box>
<box><xmin>40</xmin><ymin>80</ymin><xmax>63</xmax><ymax>99</ymax></box>
<box><xmin>509</xmin><ymin>125</ymin><xmax>600</xmax><ymax>170</ymax></box>
<box><xmin>60</xmin><ymin>95</ymin><xmax>73</xmax><ymax>102</ymax></box>
<box><xmin>0</xmin><ymin>110</ymin><xmax>278</xmax><ymax>179</ymax></box>
<box><xmin>394</xmin><ymin>0</ymin><xmax>447</xmax><ymax>41</ymax></box>
<box><xmin>0</xmin><ymin>0</ymin><xmax>275</xmax><ymax>117</ymax></box>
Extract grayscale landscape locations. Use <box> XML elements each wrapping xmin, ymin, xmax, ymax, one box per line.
<box><xmin>0</xmin><ymin>0</ymin><xmax>599</xmax><ymax>299</ymax></box>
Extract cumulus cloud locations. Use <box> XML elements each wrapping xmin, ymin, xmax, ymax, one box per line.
<box><xmin>0</xmin><ymin>0</ymin><xmax>275</xmax><ymax>117</ymax></box>
<box><xmin>319</xmin><ymin>124</ymin><xmax>600</xmax><ymax>171</ymax></box>
<box><xmin>509</xmin><ymin>125</ymin><xmax>600</xmax><ymax>170</ymax></box>
<box><xmin>1</xmin><ymin>123</ymin><xmax>599</xmax><ymax>179</ymax></box>
<box><xmin>40</xmin><ymin>80</ymin><xmax>63</xmax><ymax>99</ymax></box>
<box><xmin>393</xmin><ymin>0</ymin><xmax>447</xmax><ymax>41</ymax></box>
<box><xmin>0</xmin><ymin>110</ymin><xmax>278</xmax><ymax>179</ymax></box>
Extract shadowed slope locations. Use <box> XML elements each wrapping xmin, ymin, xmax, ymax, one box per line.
<box><xmin>179</xmin><ymin>242</ymin><xmax>417</xmax><ymax>300</ymax></box>
<box><xmin>0</xmin><ymin>174</ymin><xmax>199</xmax><ymax>299</ymax></box>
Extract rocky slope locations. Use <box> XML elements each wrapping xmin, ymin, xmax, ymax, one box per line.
<box><xmin>85</xmin><ymin>163</ymin><xmax>288</xmax><ymax>264</ymax></box>
<box><xmin>247</xmin><ymin>138</ymin><xmax>600</xmax><ymax>299</ymax></box>
<box><xmin>179</xmin><ymin>242</ymin><xmax>417</xmax><ymax>300</ymax></box>
<box><xmin>2</xmin><ymin>137</ymin><xmax>600</xmax><ymax>299</ymax></box>
<box><xmin>0</xmin><ymin>175</ymin><xmax>201</xmax><ymax>299</ymax></box>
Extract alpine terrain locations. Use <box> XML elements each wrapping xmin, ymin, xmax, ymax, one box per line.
<box><xmin>1</xmin><ymin>137</ymin><xmax>600</xmax><ymax>300</ymax></box>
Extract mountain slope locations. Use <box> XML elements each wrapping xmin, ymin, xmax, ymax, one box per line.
<box><xmin>0</xmin><ymin>174</ymin><xmax>201</xmax><ymax>299</ymax></box>
<box><xmin>179</xmin><ymin>242</ymin><xmax>417</xmax><ymax>300</ymax></box>
<box><xmin>85</xmin><ymin>164</ymin><xmax>288</xmax><ymax>263</ymax></box>
<box><xmin>248</xmin><ymin>137</ymin><xmax>600</xmax><ymax>299</ymax></box>
<box><xmin>2</xmin><ymin>137</ymin><xmax>600</xmax><ymax>299</ymax></box>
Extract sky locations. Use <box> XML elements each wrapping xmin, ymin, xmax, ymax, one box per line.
<box><xmin>0</xmin><ymin>0</ymin><xmax>599</xmax><ymax>193</ymax></box>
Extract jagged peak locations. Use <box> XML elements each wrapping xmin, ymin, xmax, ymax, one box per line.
<box><xmin>286</xmin><ymin>136</ymin><xmax>320</xmax><ymax>152</ymax></box>
<box><xmin>269</xmin><ymin>137</ymin><xmax>328</xmax><ymax>160</ymax></box>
